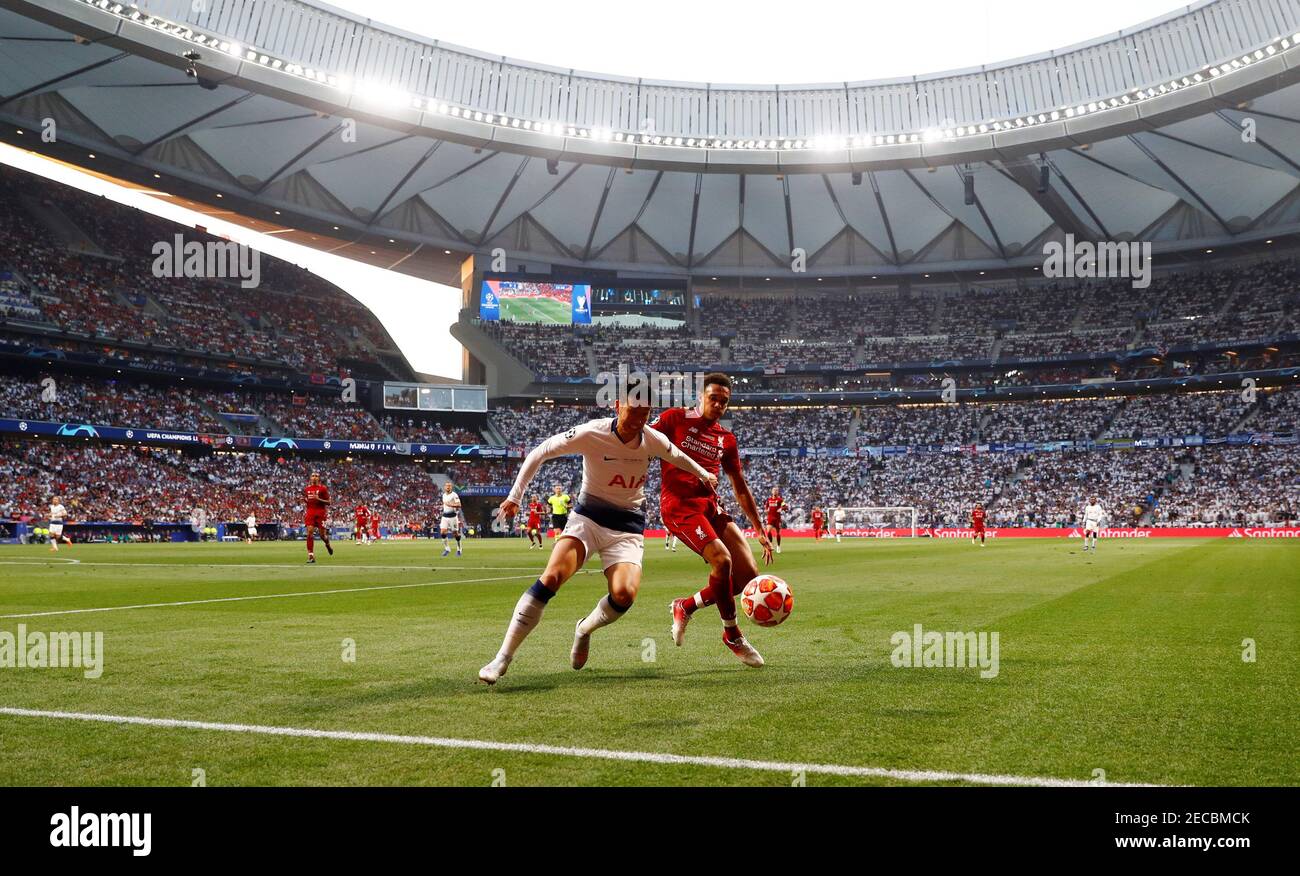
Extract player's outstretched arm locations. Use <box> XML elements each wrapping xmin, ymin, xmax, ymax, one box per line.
<box><xmin>498</xmin><ymin>427</ymin><xmax>583</xmax><ymax>521</ymax></box>
<box><xmin>727</xmin><ymin>468</ymin><xmax>773</xmax><ymax>565</ymax></box>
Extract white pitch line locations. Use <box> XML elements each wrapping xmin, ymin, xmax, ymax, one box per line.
<box><xmin>0</xmin><ymin>573</ymin><xmax>536</xmax><ymax>619</ymax></box>
<box><xmin>0</xmin><ymin>706</ymin><xmax>1162</xmax><ymax>787</ymax></box>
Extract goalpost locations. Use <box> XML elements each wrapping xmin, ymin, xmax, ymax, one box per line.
<box><xmin>832</xmin><ymin>507</ymin><xmax>918</xmax><ymax>538</ymax></box>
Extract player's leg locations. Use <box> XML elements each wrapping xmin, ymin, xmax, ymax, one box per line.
<box><xmin>774</xmin><ymin>523</ymin><xmax>782</xmax><ymax>553</ymax></box>
<box><xmin>572</xmin><ymin>554</ymin><xmax>641</xmax><ymax>670</ymax></box>
<box><xmin>306</xmin><ymin>523</ymin><xmax>315</xmax><ymax>562</ymax></box>
<box><xmin>320</xmin><ymin>524</ymin><xmax>333</xmax><ymax>555</ymax></box>
<box><xmin>480</xmin><ymin>535</ymin><xmax>587</xmax><ymax>684</ymax></box>
<box><xmin>453</xmin><ymin>524</ymin><xmax>463</xmax><ymax>556</ymax></box>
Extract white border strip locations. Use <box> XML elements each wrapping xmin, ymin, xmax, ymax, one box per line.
<box><xmin>0</xmin><ymin>573</ymin><xmax>535</xmax><ymax>619</ymax></box>
<box><xmin>0</xmin><ymin>707</ymin><xmax>1161</xmax><ymax>787</ymax></box>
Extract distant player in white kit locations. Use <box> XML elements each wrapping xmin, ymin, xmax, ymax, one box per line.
<box><xmin>1082</xmin><ymin>496</ymin><xmax>1106</xmax><ymax>551</ymax></box>
<box><xmin>833</xmin><ymin>504</ymin><xmax>847</xmax><ymax>543</ymax></box>
<box><xmin>439</xmin><ymin>482</ymin><xmax>463</xmax><ymax>558</ymax></box>
<box><xmin>47</xmin><ymin>496</ymin><xmax>72</xmax><ymax>552</ymax></box>
<box><xmin>245</xmin><ymin>512</ymin><xmax>258</xmax><ymax>543</ymax></box>
<box><xmin>478</xmin><ymin>401</ymin><xmax>717</xmax><ymax>685</ymax></box>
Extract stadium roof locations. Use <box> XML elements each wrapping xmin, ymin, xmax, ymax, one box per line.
<box><xmin>1</xmin><ymin>0</ymin><xmax>1300</xmax><ymax>279</ymax></box>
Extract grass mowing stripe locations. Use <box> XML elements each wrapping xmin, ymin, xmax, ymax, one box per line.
<box><xmin>0</xmin><ymin>707</ymin><xmax>1164</xmax><ymax>787</ymax></box>
<box><xmin>0</xmin><ymin>573</ymin><xmax>537</xmax><ymax>619</ymax></box>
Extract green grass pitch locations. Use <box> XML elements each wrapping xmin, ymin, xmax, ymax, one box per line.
<box><xmin>0</xmin><ymin>537</ymin><xmax>1294</xmax><ymax>786</ymax></box>
<box><xmin>497</xmin><ymin>296</ymin><xmax>572</xmax><ymax>324</ymax></box>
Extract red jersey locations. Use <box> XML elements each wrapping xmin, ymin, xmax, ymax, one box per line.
<box><xmin>369</xmin><ymin>513</ymin><xmax>380</xmax><ymax>535</ymax></box>
<box><xmin>651</xmin><ymin>407</ymin><xmax>741</xmax><ymax>507</ymax></box>
<box><xmin>304</xmin><ymin>484</ymin><xmax>330</xmax><ymax>513</ymax></box>
<box><xmin>812</xmin><ymin>509</ymin><xmax>825</xmax><ymax>527</ymax></box>
<box><xmin>354</xmin><ymin>504</ymin><xmax>369</xmax><ymax>523</ymax></box>
<box><xmin>527</xmin><ymin>501</ymin><xmax>546</xmax><ymax>528</ymax></box>
<box><xmin>972</xmin><ymin>507</ymin><xmax>986</xmax><ymax>528</ymax></box>
<box><xmin>764</xmin><ymin>495</ymin><xmax>785</xmax><ymax>525</ymax></box>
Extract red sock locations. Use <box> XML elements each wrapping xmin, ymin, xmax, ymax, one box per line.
<box><xmin>307</xmin><ymin>530</ymin><xmax>314</xmax><ymax>553</ymax></box>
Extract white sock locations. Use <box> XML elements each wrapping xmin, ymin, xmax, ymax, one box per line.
<box><xmin>578</xmin><ymin>594</ymin><xmax>630</xmax><ymax>636</ymax></box>
<box><xmin>496</xmin><ymin>585</ymin><xmax>550</xmax><ymax>661</ymax></box>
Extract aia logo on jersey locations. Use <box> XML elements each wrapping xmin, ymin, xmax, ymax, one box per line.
<box><xmin>608</xmin><ymin>473</ymin><xmax>647</xmax><ymax>489</ymax></box>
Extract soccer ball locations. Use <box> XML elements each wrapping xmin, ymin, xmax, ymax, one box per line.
<box><xmin>740</xmin><ymin>575</ymin><xmax>793</xmax><ymax>627</ymax></box>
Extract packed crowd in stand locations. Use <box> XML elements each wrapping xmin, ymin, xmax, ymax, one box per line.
<box><xmin>0</xmin><ymin>373</ymin><xmax>227</xmax><ymax>433</ymax></box>
<box><xmin>477</xmin><ymin>256</ymin><xmax>1298</xmax><ymax>381</ymax></box>
<box><xmin>0</xmin><ymin>166</ymin><xmax>396</xmax><ymax>377</ymax></box>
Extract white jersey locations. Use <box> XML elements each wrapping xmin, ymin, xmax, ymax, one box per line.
<box><xmin>442</xmin><ymin>491</ymin><xmax>462</xmax><ymax>517</ymax></box>
<box><xmin>1083</xmin><ymin>503</ymin><xmax>1106</xmax><ymax>528</ymax></box>
<box><xmin>49</xmin><ymin>503</ymin><xmax>66</xmax><ymax>524</ymax></box>
<box><xmin>833</xmin><ymin>507</ymin><xmax>846</xmax><ymax>524</ymax></box>
<box><xmin>245</xmin><ymin>514</ymin><xmax>257</xmax><ymax>529</ymax></box>
<box><xmin>507</xmin><ymin>417</ymin><xmax>711</xmax><ymax>524</ymax></box>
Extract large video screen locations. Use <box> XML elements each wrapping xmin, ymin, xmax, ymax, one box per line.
<box><xmin>479</xmin><ymin>279</ymin><xmax>591</xmax><ymax>325</ymax></box>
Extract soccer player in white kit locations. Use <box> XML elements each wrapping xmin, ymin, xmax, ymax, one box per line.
<box><xmin>478</xmin><ymin>402</ymin><xmax>717</xmax><ymax>685</ymax></box>
<box><xmin>833</xmin><ymin>504</ymin><xmax>847</xmax><ymax>543</ymax></box>
<box><xmin>439</xmin><ymin>482</ymin><xmax>463</xmax><ymax>558</ymax></box>
<box><xmin>1082</xmin><ymin>496</ymin><xmax>1106</xmax><ymax>551</ymax></box>
<box><xmin>47</xmin><ymin>496</ymin><xmax>72</xmax><ymax>552</ymax></box>
<box><xmin>245</xmin><ymin>513</ymin><xmax>258</xmax><ymax>543</ymax></box>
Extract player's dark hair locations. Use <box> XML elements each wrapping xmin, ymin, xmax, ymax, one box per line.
<box><xmin>703</xmin><ymin>372</ymin><xmax>732</xmax><ymax>391</ymax></box>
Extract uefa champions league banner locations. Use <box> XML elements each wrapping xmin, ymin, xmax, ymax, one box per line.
<box><xmin>0</xmin><ymin>419</ymin><xmax>519</xmax><ymax>459</ymax></box>
<box><xmin>571</xmin><ymin>285</ymin><xmax>592</xmax><ymax>324</ymax></box>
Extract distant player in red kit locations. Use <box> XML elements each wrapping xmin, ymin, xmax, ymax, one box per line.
<box><xmin>354</xmin><ymin>502</ymin><xmax>369</xmax><ymax>544</ymax></box>
<box><xmin>811</xmin><ymin>506</ymin><xmax>826</xmax><ymax>540</ymax></box>
<box><xmin>971</xmin><ymin>503</ymin><xmax>987</xmax><ymax>547</ymax></box>
<box><xmin>764</xmin><ymin>487</ymin><xmax>787</xmax><ymax>554</ymax></box>
<box><xmin>525</xmin><ymin>494</ymin><xmax>546</xmax><ymax>548</ymax></box>
<box><xmin>655</xmin><ymin>372</ymin><xmax>773</xmax><ymax>668</ymax></box>
<box><xmin>369</xmin><ymin>508</ymin><xmax>381</xmax><ymax>543</ymax></box>
<box><xmin>303</xmin><ymin>472</ymin><xmax>333</xmax><ymax>563</ymax></box>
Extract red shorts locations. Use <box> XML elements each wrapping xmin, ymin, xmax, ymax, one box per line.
<box><xmin>766</xmin><ymin>517</ymin><xmax>781</xmax><ymax>529</ymax></box>
<box><xmin>662</xmin><ymin>499</ymin><xmax>733</xmax><ymax>556</ymax></box>
<box><xmin>305</xmin><ymin>512</ymin><xmax>327</xmax><ymax>528</ymax></box>
<box><xmin>527</xmin><ymin>517</ymin><xmax>541</xmax><ymax>530</ymax></box>
<box><xmin>972</xmin><ymin>524</ymin><xmax>984</xmax><ymax>532</ymax></box>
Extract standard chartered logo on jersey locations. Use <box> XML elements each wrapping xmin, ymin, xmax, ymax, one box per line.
<box><xmin>595</xmin><ymin>364</ymin><xmax>705</xmax><ymax>409</ymax></box>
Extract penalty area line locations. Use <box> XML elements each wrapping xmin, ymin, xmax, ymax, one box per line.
<box><xmin>0</xmin><ymin>573</ymin><xmax>538</xmax><ymax>619</ymax></box>
<box><xmin>0</xmin><ymin>707</ymin><xmax>1164</xmax><ymax>787</ymax></box>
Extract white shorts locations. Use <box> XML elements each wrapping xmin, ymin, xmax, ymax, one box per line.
<box><xmin>49</xmin><ymin>523</ymin><xmax>64</xmax><ymax>537</ymax></box>
<box><xmin>439</xmin><ymin>516</ymin><xmax>459</xmax><ymax>534</ymax></box>
<box><xmin>247</xmin><ymin>526</ymin><xmax>257</xmax><ymax>537</ymax></box>
<box><xmin>1084</xmin><ymin>525</ymin><xmax>1101</xmax><ymax>536</ymax></box>
<box><xmin>560</xmin><ymin>512</ymin><xmax>644</xmax><ymax>571</ymax></box>
<box><xmin>834</xmin><ymin>521</ymin><xmax>844</xmax><ymax>531</ymax></box>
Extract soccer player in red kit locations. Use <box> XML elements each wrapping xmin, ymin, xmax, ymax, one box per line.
<box><xmin>303</xmin><ymin>472</ymin><xmax>333</xmax><ymax>563</ymax></box>
<box><xmin>655</xmin><ymin>372</ymin><xmax>773</xmax><ymax>667</ymax></box>
<box><xmin>369</xmin><ymin>508</ymin><xmax>381</xmax><ymax>543</ymax></box>
<box><xmin>354</xmin><ymin>502</ymin><xmax>369</xmax><ymax>544</ymax></box>
<box><xmin>811</xmin><ymin>506</ymin><xmax>826</xmax><ymax>540</ymax></box>
<box><xmin>525</xmin><ymin>494</ymin><xmax>546</xmax><ymax>548</ymax></box>
<box><xmin>971</xmin><ymin>503</ymin><xmax>987</xmax><ymax>546</ymax></box>
<box><xmin>764</xmin><ymin>486</ymin><xmax>787</xmax><ymax>554</ymax></box>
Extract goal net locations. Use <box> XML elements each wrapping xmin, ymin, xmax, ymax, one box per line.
<box><xmin>830</xmin><ymin>507</ymin><xmax>918</xmax><ymax>538</ymax></box>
